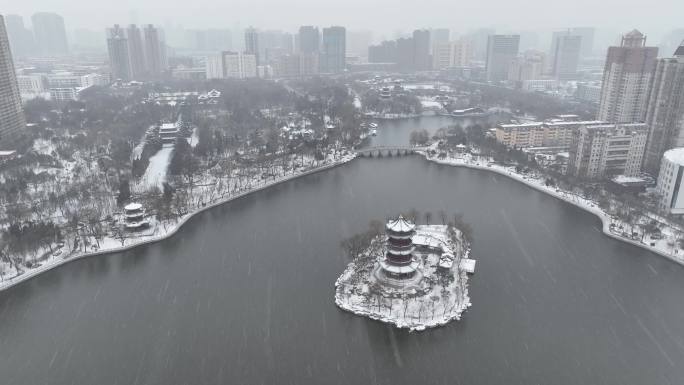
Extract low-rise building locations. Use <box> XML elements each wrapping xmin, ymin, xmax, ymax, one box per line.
<box><xmin>567</xmin><ymin>123</ymin><xmax>648</xmax><ymax>179</ymax></box>
<box><xmin>495</xmin><ymin>118</ymin><xmax>603</xmax><ymax>149</ymax></box>
<box><xmin>655</xmin><ymin>148</ymin><xmax>684</xmax><ymax>214</ymax></box>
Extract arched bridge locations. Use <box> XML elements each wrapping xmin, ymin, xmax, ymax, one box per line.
<box><xmin>355</xmin><ymin>146</ymin><xmax>429</xmax><ymax>157</ymax></box>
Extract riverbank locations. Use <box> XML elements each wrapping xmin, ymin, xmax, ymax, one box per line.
<box><xmin>0</xmin><ymin>154</ymin><xmax>357</xmax><ymax>292</ymax></box>
<box><xmin>419</xmin><ymin>151</ymin><xmax>684</xmax><ymax>267</ymax></box>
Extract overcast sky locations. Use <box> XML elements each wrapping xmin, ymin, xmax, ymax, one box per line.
<box><xmin>1</xmin><ymin>0</ymin><xmax>682</xmax><ymax>42</ymax></box>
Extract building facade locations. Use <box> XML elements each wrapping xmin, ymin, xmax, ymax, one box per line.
<box><xmin>4</xmin><ymin>14</ymin><xmax>34</xmax><ymax>58</ymax></box>
<box><xmin>596</xmin><ymin>30</ymin><xmax>658</xmax><ymax>123</ymax></box>
<box><xmin>298</xmin><ymin>26</ymin><xmax>319</xmax><ymax>54</ymax></box>
<box><xmin>485</xmin><ymin>34</ymin><xmax>520</xmax><ymax>82</ymax></box>
<box><xmin>106</xmin><ymin>25</ymin><xmax>131</xmax><ymax>81</ymax></box>
<box><xmin>0</xmin><ymin>15</ymin><xmax>26</xmax><ymax>148</ymax></box>
<box><xmin>31</xmin><ymin>12</ymin><xmax>68</xmax><ymax>56</ymax></box>
<box><xmin>320</xmin><ymin>26</ymin><xmax>346</xmax><ymax>74</ymax></box>
<box><xmin>495</xmin><ymin>119</ymin><xmax>603</xmax><ymax>149</ymax></box>
<box><xmin>655</xmin><ymin>148</ymin><xmax>684</xmax><ymax>214</ymax></box>
<box><xmin>244</xmin><ymin>27</ymin><xmax>259</xmax><ymax>65</ymax></box>
<box><xmin>642</xmin><ymin>44</ymin><xmax>684</xmax><ymax>175</ymax></box>
<box><xmin>550</xmin><ymin>31</ymin><xmax>582</xmax><ymax>80</ymax></box>
<box><xmin>567</xmin><ymin>123</ymin><xmax>648</xmax><ymax>179</ymax></box>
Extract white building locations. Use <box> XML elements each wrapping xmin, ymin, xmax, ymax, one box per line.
<box><xmin>656</xmin><ymin>148</ymin><xmax>684</xmax><ymax>214</ymax></box>
<box><xmin>224</xmin><ymin>52</ymin><xmax>257</xmax><ymax>78</ymax></box>
<box><xmin>205</xmin><ymin>52</ymin><xmax>257</xmax><ymax>79</ymax></box>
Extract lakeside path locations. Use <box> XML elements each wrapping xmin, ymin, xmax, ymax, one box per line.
<box><xmin>419</xmin><ymin>151</ymin><xmax>684</xmax><ymax>268</ymax></box>
<box><xmin>3</xmin><ymin>149</ymin><xmax>683</xmax><ymax>293</ymax></box>
<box><xmin>0</xmin><ymin>155</ymin><xmax>357</xmax><ymax>292</ymax></box>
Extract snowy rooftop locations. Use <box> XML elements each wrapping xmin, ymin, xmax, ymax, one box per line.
<box><xmin>124</xmin><ymin>203</ymin><xmax>143</xmax><ymax>211</ymax></box>
<box><xmin>386</xmin><ymin>216</ymin><xmax>415</xmax><ymax>233</ymax></box>
<box><xmin>664</xmin><ymin>148</ymin><xmax>684</xmax><ymax>166</ymax></box>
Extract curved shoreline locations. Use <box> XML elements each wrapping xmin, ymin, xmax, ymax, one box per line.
<box><xmin>3</xmin><ymin>151</ymin><xmax>682</xmax><ymax>292</ymax></box>
<box><xmin>420</xmin><ymin>153</ymin><xmax>684</xmax><ymax>267</ymax></box>
<box><xmin>0</xmin><ymin>157</ymin><xmax>355</xmax><ymax>292</ymax></box>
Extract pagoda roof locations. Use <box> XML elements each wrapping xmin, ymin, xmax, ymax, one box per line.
<box><xmin>124</xmin><ymin>203</ymin><xmax>143</xmax><ymax>211</ymax></box>
<box><xmin>386</xmin><ymin>216</ymin><xmax>415</xmax><ymax>233</ymax></box>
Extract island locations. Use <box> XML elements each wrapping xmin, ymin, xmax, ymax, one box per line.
<box><xmin>335</xmin><ymin>215</ymin><xmax>476</xmax><ymax>331</ymax></box>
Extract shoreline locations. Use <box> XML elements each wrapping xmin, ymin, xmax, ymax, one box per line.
<box><xmin>420</xmin><ymin>153</ymin><xmax>684</xmax><ymax>267</ymax></box>
<box><xmin>3</xmin><ymin>148</ymin><xmax>683</xmax><ymax>292</ymax></box>
<box><xmin>0</xmin><ymin>156</ymin><xmax>355</xmax><ymax>292</ymax></box>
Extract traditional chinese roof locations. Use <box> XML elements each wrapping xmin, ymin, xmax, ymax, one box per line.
<box><xmin>124</xmin><ymin>203</ymin><xmax>143</xmax><ymax>211</ymax></box>
<box><xmin>386</xmin><ymin>216</ymin><xmax>415</xmax><ymax>233</ymax></box>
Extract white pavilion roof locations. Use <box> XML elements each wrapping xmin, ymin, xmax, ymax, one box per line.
<box><xmin>124</xmin><ymin>203</ymin><xmax>143</xmax><ymax>211</ymax></box>
<box><xmin>386</xmin><ymin>216</ymin><xmax>415</xmax><ymax>233</ymax></box>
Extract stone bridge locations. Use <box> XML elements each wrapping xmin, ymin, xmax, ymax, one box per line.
<box><xmin>355</xmin><ymin>146</ymin><xmax>429</xmax><ymax>157</ymax></box>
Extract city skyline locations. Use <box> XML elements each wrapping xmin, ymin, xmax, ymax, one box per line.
<box><xmin>0</xmin><ymin>0</ymin><xmax>683</xmax><ymax>44</ymax></box>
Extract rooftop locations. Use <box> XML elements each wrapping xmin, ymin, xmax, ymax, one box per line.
<box><xmin>386</xmin><ymin>216</ymin><xmax>415</xmax><ymax>233</ymax></box>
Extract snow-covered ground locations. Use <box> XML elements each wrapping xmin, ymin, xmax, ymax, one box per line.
<box><xmin>0</xmin><ymin>152</ymin><xmax>357</xmax><ymax>291</ymax></box>
<box><xmin>136</xmin><ymin>145</ymin><xmax>174</xmax><ymax>191</ymax></box>
<box><xmin>420</xmin><ymin>148</ymin><xmax>684</xmax><ymax>267</ymax></box>
<box><xmin>335</xmin><ymin>225</ymin><xmax>473</xmax><ymax>332</ymax></box>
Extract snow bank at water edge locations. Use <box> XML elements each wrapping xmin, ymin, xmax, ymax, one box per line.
<box><xmin>335</xmin><ymin>225</ymin><xmax>474</xmax><ymax>332</ymax></box>
<box><xmin>420</xmin><ymin>151</ymin><xmax>684</xmax><ymax>267</ymax></box>
<box><xmin>0</xmin><ymin>154</ymin><xmax>357</xmax><ymax>292</ymax></box>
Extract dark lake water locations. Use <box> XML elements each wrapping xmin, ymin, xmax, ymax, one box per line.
<box><xmin>1</xmin><ymin>118</ymin><xmax>683</xmax><ymax>384</ymax></box>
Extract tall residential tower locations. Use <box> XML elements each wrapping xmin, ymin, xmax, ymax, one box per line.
<box><xmin>596</xmin><ymin>30</ymin><xmax>658</xmax><ymax>123</ymax></box>
<box><xmin>0</xmin><ymin>15</ymin><xmax>26</xmax><ymax>148</ymax></box>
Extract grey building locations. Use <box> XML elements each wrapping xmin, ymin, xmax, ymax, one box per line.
<box><xmin>321</xmin><ymin>26</ymin><xmax>346</xmax><ymax>74</ymax></box>
<box><xmin>106</xmin><ymin>25</ymin><xmax>131</xmax><ymax>81</ymax></box>
<box><xmin>597</xmin><ymin>30</ymin><xmax>658</xmax><ymax>123</ymax></box>
<box><xmin>126</xmin><ymin>25</ymin><xmax>146</xmax><ymax>79</ymax></box>
<box><xmin>298</xmin><ymin>26</ymin><xmax>320</xmax><ymax>54</ymax></box>
<box><xmin>31</xmin><ymin>12</ymin><xmax>68</xmax><ymax>56</ymax></box>
<box><xmin>412</xmin><ymin>29</ymin><xmax>431</xmax><ymax>71</ymax></box>
<box><xmin>143</xmin><ymin>24</ymin><xmax>166</xmax><ymax>76</ymax></box>
<box><xmin>4</xmin><ymin>15</ymin><xmax>34</xmax><ymax>58</ymax></box>
<box><xmin>642</xmin><ymin>43</ymin><xmax>684</xmax><ymax>174</ymax></box>
<box><xmin>571</xmin><ymin>27</ymin><xmax>595</xmax><ymax>57</ymax></box>
<box><xmin>485</xmin><ymin>34</ymin><xmax>520</xmax><ymax>82</ymax></box>
<box><xmin>244</xmin><ymin>27</ymin><xmax>259</xmax><ymax>65</ymax></box>
<box><xmin>550</xmin><ymin>31</ymin><xmax>582</xmax><ymax>80</ymax></box>
<box><xmin>0</xmin><ymin>15</ymin><xmax>26</xmax><ymax>148</ymax></box>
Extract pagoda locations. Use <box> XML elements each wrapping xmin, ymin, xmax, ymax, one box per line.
<box><xmin>379</xmin><ymin>216</ymin><xmax>420</xmax><ymax>280</ymax></box>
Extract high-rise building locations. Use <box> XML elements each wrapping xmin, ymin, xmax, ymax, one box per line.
<box><xmin>205</xmin><ymin>51</ymin><xmax>257</xmax><ymax>79</ymax></box>
<box><xmin>126</xmin><ymin>25</ymin><xmax>146</xmax><ymax>79</ymax></box>
<box><xmin>597</xmin><ymin>30</ymin><xmax>658</xmax><ymax>123</ymax></box>
<box><xmin>244</xmin><ymin>27</ymin><xmax>259</xmax><ymax>65</ymax></box>
<box><xmin>485</xmin><ymin>34</ymin><xmax>520</xmax><ymax>82</ymax></box>
<box><xmin>550</xmin><ymin>31</ymin><xmax>582</xmax><ymax>80</ymax></box>
<box><xmin>571</xmin><ymin>27</ymin><xmax>595</xmax><ymax>57</ymax></box>
<box><xmin>412</xmin><ymin>29</ymin><xmax>431</xmax><ymax>71</ymax></box>
<box><xmin>321</xmin><ymin>26</ymin><xmax>346</xmax><ymax>74</ymax></box>
<box><xmin>143</xmin><ymin>24</ymin><xmax>166</xmax><ymax>76</ymax></box>
<box><xmin>432</xmin><ymin>38</ymin><xmax>473</xmax><ymax>70</ymax></box>
<box><xmin>430</xmin><ymin>28</ymin><xmax>450</xmax><ymax>54</ymax></box>
<box><xmin>369</xmin><ymin>40</ymin><xmax>397</xmax><ymax>63</ymax></box>
<box><xmin>0</xmin><ymin>15</ymin><xmax>26</xmax><ymax>148</ymax></box>
<box><xmin>31</xmin><ymin>12</ymin><xmax>68</xmax><ymax>56</ymax></box>
<box><xmin>106</xmin><ymin>25</ymin><xmax>131</xmax><ymax>81</ymax></box>
<box><xmin>642</xmin><ymin>43</ymin><xmax>684</xmax><ymax>174</ymax></box>
<box><xmin>567</xmin><ymin>122</ymin><xmax>648</xmax><ymax>179</ymax></box>
<box><xmin>508</xmin><ymin>50</ymin><xmax>546</xmax><ymax>83</ymax></box>
<box><xmin>397</xmin><ymin>37</ymin><xmax>414</xmax><ymax>71</ymax></box>
<box><xmin>4</xmin><ymin>15</ymin><xmax>34</xmax><ymax>58</ymax></box>
<box><xmin>469</xmin><ymin>28</ymin><xmax>495</xmax><ymax>61</ymax></box>
<box><xmin>298</xmin><ymin>26</ymin><xmax>320</xmax><ymax>54</ymax></box>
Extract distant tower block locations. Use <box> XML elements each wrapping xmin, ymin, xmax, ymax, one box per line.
<box><xmin>380</xmin><ymin>216</ymin><xmax>420</xmax><ymax>280</ymax></box>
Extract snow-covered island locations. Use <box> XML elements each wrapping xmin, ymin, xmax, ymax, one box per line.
<box><xmin>335</xmin><ymin>216</ymin><xmax>475</xmax><ymax>332</ymax></box>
